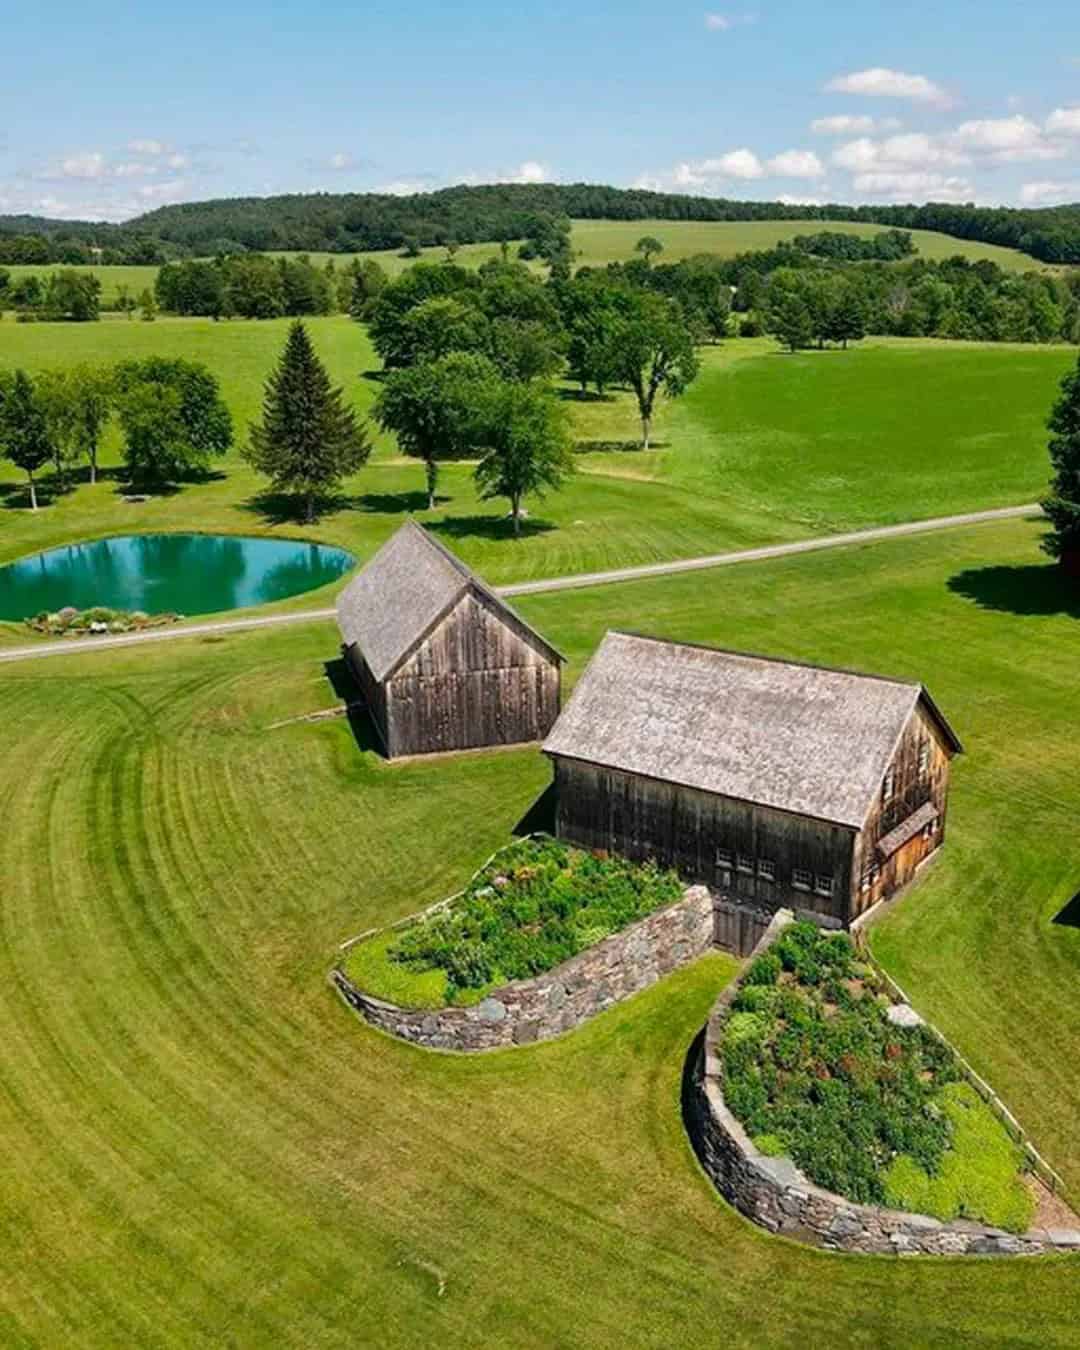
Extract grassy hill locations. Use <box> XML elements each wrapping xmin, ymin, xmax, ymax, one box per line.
<box><xmin>0</xmin><ymin>515</ymin><xmax>1076</xmax><ymax>1345</ymax></box>
<box><xmin>1</xmin><ymin>215</ymin><xmax>1052</xmax><ymax>305</ymax></box>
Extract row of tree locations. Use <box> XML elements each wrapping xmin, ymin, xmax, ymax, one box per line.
<box><xmin>0</xmin><ymin>360</ymin><xmax>233</xmax><ymax>506</ymax></box>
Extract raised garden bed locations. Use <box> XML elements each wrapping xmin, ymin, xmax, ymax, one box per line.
<box><xmin>344</xmin><ymin>835</ymin><xmax>685</xmax><ymax>1009</ymax></box>
<box><xmin>24</xmin><ymin>606</ymin><xmax>181</xmax><ymax>637</ymax></box>
<box><xmin>718</xmin><ymin>922</ymin><xmax>1035</xmax><ymax>1233</ymax></box>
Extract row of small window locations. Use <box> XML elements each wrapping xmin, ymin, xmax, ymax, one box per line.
<box><xmin>882</xmin><ymin>743</ymin><xmax>933</xmax><ymax>803</ymax></box>
<box><xmin>716</xmin><ymin>850</ymin><xmax>834</xmax><ymax>897</ymax></box>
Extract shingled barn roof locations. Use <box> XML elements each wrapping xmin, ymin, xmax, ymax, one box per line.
<box><xmin>543</xmin><ymin>632</ymin><xmax>961</xmax><ymax>830</ymax></box>
<box><xmin>336</xmin><ymin>520</ymin><xmax>561</xmax><ymax>682</ymax></box>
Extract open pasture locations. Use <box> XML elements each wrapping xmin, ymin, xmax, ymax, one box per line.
<box><xmin>0</xmin><ymin>320</ymin><xmax>1071</xmax><ymax>639</ymax></box>
<box><xmin>0</xmin><ymin>515</ymin><xmax>1076</xmax><ymax>1345</ymax></box>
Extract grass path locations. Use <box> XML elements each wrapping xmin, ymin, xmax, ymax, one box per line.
<box><xmin>0</xmin><ymin>517</ymin><xmax>1078</xmax><ymax>1345</ymax></box>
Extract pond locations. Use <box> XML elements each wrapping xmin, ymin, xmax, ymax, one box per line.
<box><xmin>0</xmin><ymin>534</ymin><xmax>357</xmax><ymax>621</ymax></box>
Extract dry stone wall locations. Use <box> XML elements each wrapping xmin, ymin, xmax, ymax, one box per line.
<box><xmin>687</xmin><ymin>954</ymin><xmax>1080</xmax><ymax>1257</ymax></box>
<box><xmin>332</xmin><ymin>884</ymin><xmax>716</xmax><ymax>1052</ymax></box>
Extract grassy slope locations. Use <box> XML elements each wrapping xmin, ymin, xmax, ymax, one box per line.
<box><xmin>2</xmin><ymin>214</ymin><xmax>1049</xmax><ymax>302</ymax></box>
<box><xmin>0</xmin><ymin>517</ymin><xmax>1078</xmax><ymax>1346</ymax></box>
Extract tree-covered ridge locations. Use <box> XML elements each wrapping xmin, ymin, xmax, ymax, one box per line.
<box><xmin>3</xmin><ymin>182</ymin><xmax>1080</xmax><ymax>263</ymax></box>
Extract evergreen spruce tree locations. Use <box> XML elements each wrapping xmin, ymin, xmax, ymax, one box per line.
<box><xmin>1042</xmin><ymin>352</ymin><xmax>1080</xmax><ymax>575</ymax></box>
<box><xmin>245</xmin><ymin>321</ymin><xmax>371</xmax><ymax>522</ymax></box>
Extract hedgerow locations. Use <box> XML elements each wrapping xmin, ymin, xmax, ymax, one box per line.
<box><xmin>389</xmin><ymin>837</ymin><xmax>683</xmax><ymax>999</ymax></box>
<box><xmin>721</xmin><ymin>923</ymin><xmax>1032</xmax><ymax>1229</ymax></box>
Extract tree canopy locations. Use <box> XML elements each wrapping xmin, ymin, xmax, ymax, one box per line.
<box><xmin>1042</xmin><ymin>353</ymin><xmax>1080</xmax><ymax>572</ymax></box>
<box><xmin>113</xmin><ymin>357</ymin><xmax>233</xmax><ymax>485</ymax></box>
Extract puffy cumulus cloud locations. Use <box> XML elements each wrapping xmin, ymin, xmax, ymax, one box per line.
<box><xmin>951</xmin><ymin>115</ymin><xmax>1064</xmax><ymax>162</ymax></box>
<box><xmin>327</xmin><ymin>152</ymin><xmax>355</xmax><ymax>171</ymax></box>
<box><xmin>1019</xmin><ymin>179</ymin><xmax>1080</xmax><ymax>205</ymax></box>
<box><xmin>824</xmin><ymin>67</ymin><xmax>954</xmax><ymax>109</ymax></box>
<box><xmin>810</xmin><ymin>114</ymin><xmax>903</xmax><ymax>135</ymax></box>
<box><xmin>510</xmin><ymin>159</ymin><xmax>549</xmax><ymax>184</ymax></box>
<box><xmin>850</xmin><ymin>170</ymin><xmax>975</xmax><ymax>202</ymax></box>
<box><xmin>702</xmin><ymin>148</ymin><xmax>765</xmax><ymax>179</ymax></box>
<box><xmin>776</xmin><ymin>193</ymin><xmax>825</xmax><ymax>206</ymax></box>
<box><xmin>766</xmin><ymin>149</ymin><xmax>825</xmax><ymax>179</ymax></box>
<box><xmin>703</xmin><ymin>11</ymin><xmax>754</xmax><ymax>30</ymax></box>
<box><xmin>1046</xmin><ymin>106</ymin><xmax>1080</xmax><ymax>137</ymax></box>
<box><xmin>59</xmin><ymin>151</ymin><xmax>107</xmax><ymax>179</ymax></box>
<box><xmin>372</xmin><ymin>179</ymin><xmax>434</xmax><ymax>196</ymax></box>
<box><xmin>832</xmin><ymin>133</ymin><xmax>968</xmax><ymax>174</ymax></box>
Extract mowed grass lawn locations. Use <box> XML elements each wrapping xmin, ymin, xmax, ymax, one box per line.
<box><xmin>0</xmin><ymin>516</ymin><xmax>1077</xmax><ymax>1346</ymax></box>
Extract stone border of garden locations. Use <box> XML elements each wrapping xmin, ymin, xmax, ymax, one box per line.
<box><xmin>331</xmin><ymin>878</ymin><xmax>716</xmax><ymax>1053</ymax></box>
<box><xmin>686</xmin><ymin>921</ymin><xmax>1080</xmax><ymax>1257</ymax></box>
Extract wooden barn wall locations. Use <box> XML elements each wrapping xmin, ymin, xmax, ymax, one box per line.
<box><xmin>344</xmin><ymin>644</ymin><xmax>390</xmax><ymax>753</ymax></box>
<box><xmin>385</xmin><ymin>590</ymin><xmax>560</xmax><ymax>756</ymax></box>
<box><xmin>553</xmin><ymin>759</ymin><xmax>854</xmax><ymax>924</ymax></box>
<box><xmin>851</xmin><ymin>705</ymin><xmax>952</xmax><ymax>918</ymax></box>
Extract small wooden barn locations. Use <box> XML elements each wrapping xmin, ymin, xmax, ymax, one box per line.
<box><xmin>336</xmin><ymin>521</ymin><xmax>562</xmax><ymax>758</ymax></box>
<box><xmin>542</xmin><ymin>632</ymin><xmax>962</xmax><ymax>927</ymax></box>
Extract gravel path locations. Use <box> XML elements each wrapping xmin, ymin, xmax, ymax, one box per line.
<box><xmin>0</xmin><ymin>503</ymin><xmax>1041</xmax><ymax>666</ymax></box>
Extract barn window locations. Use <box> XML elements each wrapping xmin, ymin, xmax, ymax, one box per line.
<box><xmin>792</xmin><ymin>868</ymin><xmax>812</xmax><ymax>892</ymax></box>
<box><xmin>882</xmin><ymin>768</ymin><xmax>896</xmax><ymax>803</ymax></box>
<box><xmin>814</xmin><ymin>873</ymin><xmax>835</xmax><ymax>897</ymax></box>
<box><xmin>918</xmin><ymin>741</ymin><xmax>931</xmax><ymax>776</ymax></box>
<box><xmin>716</xmin><ymin>847</ymin><xmax>733</xmax><ymax>867</ymax></box>
<box><xmin>860</xmin><ymin>865</ymin><xmax>880</xmax><ymax>893</ymax></box>
<box><xmin>757</xmin><ymin>859</ymin><xmax>775</xmax><ymax>882</ymax></box>
<box><xmin>737</xmin><ymin>854</ymin><xmax>754</xmax><ymax>874</ymax></box>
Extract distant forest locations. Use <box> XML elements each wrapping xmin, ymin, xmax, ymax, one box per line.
<box><xmin>1</xmin><ymin>183</ymin><xmax>1080</xmax><ymax>265</ymax></box>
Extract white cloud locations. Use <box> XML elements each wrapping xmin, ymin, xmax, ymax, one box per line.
<box><xmin>811</xmin><ymin>115</ymin><xmax>875</xmax><ymax>135</ymax></box>
<box><xmin>825</xmin><ymin>67</ymin><xmax>953</xmax><ymax>108</ymax></box>
<box><xmin>703</xmin><ymin>148</ymin><xmax>764</xmax><ymax>179</ymax></box>
<box><xmin>766</xmin><ymin>149</ymin><xmax>825</xmax><ymax>178</ymax></box>
<box><xmin>704</xmin><ymin>12</ymin><xmax>731</xmax><ymax>28</ymax></box>
<box><xmin>832</xmin><ymin>132</ymin><xmax>968</xmax><ymax>174</ymax></box>
<box><xmin>326</xmin><ymin>152</ymin><xmax>355</xmax><ymax>171</ymax></box>
<box><xmin>128</xmin><ymin>138</ymin><xmax>165</xmax><ymax>155</ymax></box>
<box><xmin>1046</xmin><ymin>106</ymin><xmax>1080</xmax><ymax>137</ymax></box>
<box><xmin>137</xmin><ymin>180</ymin><xmax>186</xmax><ymax>201</ymax></box>
<box><xmin>951</xmin><ymin>115</ymin><xmax>1063</xmax><ymax>162</ymax></box>
<box><xmin>1020</xmin><ymin>179</ymin><xmax>1080</xmax><ymax>205</ymax></box>
<box><xmin>372</xmin><ymin>179</ymin><xmax>431</xmax><ymax>196</ymax></box>
<box><xmin>59</xmin><ymin>151</ymin><xmax>107</xmax><ymax>179</ymax></box>
<box><xmin>777</xmin><ymin>193</ymin><xmax>825</xmax><ymax>206</ymax></box>
<box><xmin>510</xmin><ymin>159</ymin><xmax>549</xmax><ymax>184</ymax></box>
<box><xmin>851</xmin><ymin>170</ymin><xmax>975</xmax><ymax>202</ymax></box>
<box><xmin>166</xmin><ymin>153</ymin><xmax>189</xmax><ymax>170</ymax></box>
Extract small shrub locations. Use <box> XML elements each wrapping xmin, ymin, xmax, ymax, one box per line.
<box><xmin>745</xmin><ymin>952</ymin><xmax>781</xmax><ymax>986</ymax></box>
<box><xmin>753</xmin><ymin>1133</ymin><xmax>787</xmax><ymax>1157</ymax></box>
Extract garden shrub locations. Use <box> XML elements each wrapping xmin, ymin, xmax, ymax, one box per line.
<box><xmin>718</xmin><ymin>925</ymin><xmax>1031</xmax><ymax>1229</ymax></box>
<box><xmin>388</xmin><ymin>837</ymin><xmax>683</xmax><ymax>1000</ymax></box>
<box><xmin>744</xmin><ymin>952</ymin><xmax>781</xmax><ymax>986</ymax></box>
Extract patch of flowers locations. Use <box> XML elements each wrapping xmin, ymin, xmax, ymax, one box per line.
<box><xmin>389</xmin><ymin>836</ymin><xmax>683</xmax><ymax>999</ymax></box>
<box><xmin>722</xmin><ymin>923</ymin><xmax>965</xmax><ymax>1207</ymax></box>
<box><xmin>25</xmin><ymin>605</ymin><xmax>181</xmax><ymax>637</ymax></box>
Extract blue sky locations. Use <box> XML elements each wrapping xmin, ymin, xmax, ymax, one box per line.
<box><xmin>2</xmin><ymin>0</ymin><xmax>1079</xmax><ymax>222</ymax></box>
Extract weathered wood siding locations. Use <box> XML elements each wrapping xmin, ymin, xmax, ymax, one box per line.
<box><xmin>344</xmin><ymin>644</ymin><xmax>391</xmax><ymax>752</ymax></box>
<box><xmin>850</xmin><ymin>705</ymin><xmax>952</xmax><ymax>919</ymax></box>
<box><xmin>552</xmin><ymin>758</ymin><xmax>855</xmax><ymax>925</ymax></box>
<box><xmin>384</xmin><ymin>588</ymin><xmax>560</xmax><ymax>757</ymax></box>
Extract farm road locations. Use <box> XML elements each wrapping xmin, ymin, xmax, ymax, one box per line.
<box><xmin>0</xmin><ymin>503</ymin><xmax>1041</xmax><ymax>666</ymax></box>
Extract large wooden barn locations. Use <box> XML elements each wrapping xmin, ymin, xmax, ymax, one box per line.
<box><xmin>542</xmin><ymin>632</ymin><xmax>962</xmax><ymax>928</ymax></box>
<box><xmin>336</xmin><ymin>521</ymin><xmax>562</xmax><ymax>758</ymax></box>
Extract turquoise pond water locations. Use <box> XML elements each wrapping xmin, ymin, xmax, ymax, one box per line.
<box><xmin>0</xmin><ymin>534</ymin><xmax>356</xmax><ymax>621</ymax></box>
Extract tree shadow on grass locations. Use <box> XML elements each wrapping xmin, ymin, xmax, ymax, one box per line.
<box><xmin>574</xmin><ymin>439</ymin><xmax>667</xmax><ymax>454</ymax></box>
<box><xmin>239</xmin><ymin>489</ymin><xmax>358</xmax><ymax>526</ymax></box>
<box><xmin>428</xmin><ymin>514</ymin><xmax>556</xmax><ymax>543</ymax></box>
<box><xmin>354</xmin><ymin>490</ymin><xmax>449</xmax><ymax>515</ymax></box>
<box><xmin>947</xmin><ymin>564</ymin><xmax>1080</xmax><ymax>618</ymax></box>
<box><xmin>1052</xmin><ymin>893</ymin><xmax>1080</xmax><ymax>928</ymax></box>
<box><xmin>556</xmin><ymin>387</ymin><xmax>616</xmax><ymax>404</ymax></box>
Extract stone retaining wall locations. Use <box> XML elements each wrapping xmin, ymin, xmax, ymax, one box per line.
<box><xmin>687</xmin><ymin>946</ymin><xmax>1080</xmax><ymax>1257</ymax></box>
<box><xmin>332</xmin><ymin>884</ymin><xmax>715</xmax><ymax>1052</ymax></box>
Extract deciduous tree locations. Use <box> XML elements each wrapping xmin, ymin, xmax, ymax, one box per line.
<box><xmin>635</xmin><ymin>236</ymin><xmax>664</xmax><ymax>265</ymax></box>
<box><xmin>610</xmin><ymin>291</ymin><xmax>699</xmax><ymax>449</ymax></box>
<box><xmin>245</xmin><ymin>321</ymin><xmax>371</xmax><ymax>522</ymax></box>
<box><xmin>473</xmin><ymin>382</ymin><xmax>575</xmax><ymax>537</ymax></box>
<box><xmin>0</xmin><ymin>370</ymin><xmax>53</xmax><ymax>509</ymax></box>
<box><xmin>114</xmin><ymin>357</ymin><xmax>233</xmax><ymax>486</ymax></box>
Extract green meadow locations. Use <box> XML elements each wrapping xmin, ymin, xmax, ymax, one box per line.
<box><xmin>0</xmin><ymin>516</ymin><xmax>1077</xmax><ymax>1346</ymax></box>
<box><xmin>0</xmin><ymin>315</ymin><xmax>1072</xmax><ymax>643</ymax></box>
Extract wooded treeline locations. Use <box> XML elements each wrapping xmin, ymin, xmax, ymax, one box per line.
<box><xmin>3</xmin><ymin>183</ymin><xmax>1080</xmax><ymax>262</ymax></box>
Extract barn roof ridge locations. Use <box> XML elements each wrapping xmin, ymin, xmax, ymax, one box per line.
<box><xmin>336</xmin><ymin>520</ymin><xmax>561</xmax><ymax>681</ymax></box>
<box><xmin>543</xmin><ymin>631</ymin><xmax>961</xmax><ymax>830</ymax></box>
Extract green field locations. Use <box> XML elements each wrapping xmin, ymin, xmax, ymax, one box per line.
<box><xmin>2</xmin><ymin>215</ymin><xmax>1053</xmax><ymax>305</ymax></box>
<box><xmin>0</xmin><ymin>516</ymin><xmax>1077</xmax><ymax>1346</ymax></box>
<box><xmin>0</xmin><ymin>316</ymin><xmax>1072</xmax><ymax>643</ymax></box>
